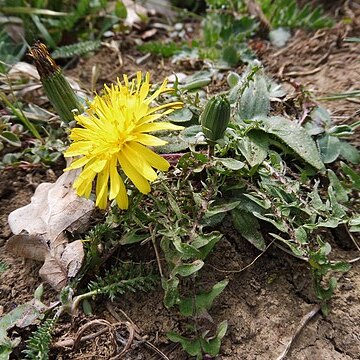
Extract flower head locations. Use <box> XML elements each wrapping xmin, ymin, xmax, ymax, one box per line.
<box><xmin>64</xmin><ymin>71</ymin><xmax>183</xmax><ymax>209</ymax></box>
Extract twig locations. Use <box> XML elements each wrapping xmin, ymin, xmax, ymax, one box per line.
<box><xmin>106</xmin><ymin>302</ymin><xmax>170</xmax><ymax>360</ymax></box>
<box><xmin>106</xmin><ymin>302</ymin><xmax>140</xmax><ymax>330</ymax></box>
<box><xmin>72</xmin><ymin>319</ymin><xmax>118</xmax><ymax>355</ymax></box>
<box><xmin>314</xmin><ymin>44</ymin><xmax>334</xmax><ymax>67</ymax></box>
<box><xmin>207</xmin><ymin>240</ymin><xmax>275</xmax><ymax>273</ymax></box>
<box><xmin>285</xmin><ymin>67</ymin><xmax>323</xmax><ymax>77</ymax></box>
<box><xmin>276</xmin><ymin>304</ymin><xmax>321</xmax><ymax>360</ymax></box>
<box><xmin>53</xmin><ymin>328</ymin><xmax>109</xmax><ymax>348</ymax></box>
<box><xmin>345</xmin><ymin>225</ymin><xmax>360</xmax><ymax>252</ymax></box>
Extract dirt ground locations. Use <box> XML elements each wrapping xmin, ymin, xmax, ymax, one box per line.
<box><xmin>1</xmin><ymin>2</ymin><xmax>360</xmax><ymax>359</ymax></box>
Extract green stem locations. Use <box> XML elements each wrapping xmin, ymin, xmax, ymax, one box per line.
<box><xmin>0</xmin><ymin>91</ymin><xmax>41</xmax><ymax>139</ymax></box>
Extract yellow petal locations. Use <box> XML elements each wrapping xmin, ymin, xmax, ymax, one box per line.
<box><xmin>115</xmin><ymin>179</ymin><xmax>128</xmax><ymax>209</ymax></box>
<box><xmin>117</xmin><ymin>152</ymin><xmax>150</xmax><ymax>194</ymax></box>
<box><xmin>95</xmin><ymin>164</ymin><xmax>109</xmax><ymax>209</ymax></box>
<box><xmin>146</xmin><ymin>102</ymin><xmax>183</xmax><ymax>116</ymax></box>
<box><xmin>136</xmin><ymin>122</ymin><xmax>184</xmax><ymax>133</ymax></box>
<box><xmin>64</xmin><ymin>156</ymin><xmax>90</xmax><ymax>171</ymax></box>
<box><xmin>64</xmin><ymin>140</ymin><xmax>94</xmax><ymax>156</ymax></box>
<box><xmin>129</xmin><ymin>142</ymin><xmax>170</xmax><ymax>171</ymax></box>
<box><xmin>73</xmin><ymin>169</ymin><xmax>96</xmax><ymax>197</ymax></box>
<box><xmin>109</xmin><ymin>157</ymin><xmax>121</xmax><ymax>199</ymax></box>
<box><xmin>136</xmin><ymin>134</ymin><xmax>167</xmax><ymax>146</ymax></box>
<box><xmin>122</xmin><ymin>144</ymin><xmax>157</xmax><ymax>181</ymax></box>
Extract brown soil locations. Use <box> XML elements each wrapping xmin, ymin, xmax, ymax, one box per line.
<box><xmin>1</xmin><ymin>3</ymin><xmax>360</xmax><ymax>360</ymax></box>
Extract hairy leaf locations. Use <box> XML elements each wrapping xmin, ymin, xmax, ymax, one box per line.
<box><xmin>260</xmin><ymin>116</ymin><xmax>324</xmax><ymax>170</ymax></box>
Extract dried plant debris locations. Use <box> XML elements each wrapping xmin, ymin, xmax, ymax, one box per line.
<box><xmin>6</xmin><ymin>170</ymin><xmax>94</xmax><ymax>290</ymax></box>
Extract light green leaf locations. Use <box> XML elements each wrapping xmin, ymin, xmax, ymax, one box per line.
<box><xmin>200</xmin><ymin>321</ymin><xmax>228</xmax><ymax>356</ymax></box>
<box><xmin>261</xmin><ymin>116</ymin><xmax>324</xmax><ymax>170</ymax></box>
<box><xmin>238</xmin><ymin>130</ymin><xmax>269</xmax><ymax>167</ymax></box>
<box><xmin>269</xmin><ymin>233</ymin><xmax>305</xmax><ymax>257</ymax></box>
<box><xmin>317</xmin><ymin>134</ymin><xmax>341</xmax><ymax>164</ymax></box>
<box><xmin>339</xmin><ymin>141</ymin><xmax>360</xmax><ymax>164</ymax></box>
<box><xmin>115</xmin><ymin>0</ymin><xmax>127</xmax><ymax>19</ymax></box>
<box><xmin>328</xmin><ymin>186</ymin><xmax>347</xmax><ymax>218</ymax></box>
<box><xmin>237</xmin><ymin>71</ymin><xmax>270</xmax><ymax>120</ymax></box>
<box><xmin>309</xmin><ymin>181</ymin><xmax>327</xmax><ymax>211</ymax></box>
<box><xmin>167</xmin><ymin>107</ymin><xmax>194</xmax><ymax>123</ymax></box>
<box><xmin>180</xmin><ymin>71</ymin><xmax>212</xmax><ymax>90</ymax></box>
<box><xmin>231</xmin><ymin>209</ymin><xmax>266</xmax><ymax>250</ymax></box>
<box><xmin>216</xmin><ymin>158</ymin><xmax>245</xmax><ymax>170</ymax></box>
<box><xmin>328</xmin><ymin>169</ymin><xmax>348</xmax><ymax>203</ymax></box>
<box><xmin>316</xmin><ymin>218</ymin><xmax>341</xmax><ymax>228</ymax></box>
<box><xmin>227</xmin><ymin>72</ymin><xmax>241</xmax><ymax>88</ymax></box>
<box><xmin>310</xmin><ymin>106</ymin><xmax>331</xmax><ymax>126</ymax></box>
<box><xmin>349</xmin><ymin>215</ymin><xmax>360</xmax><ymax>232</ymax></box>
<box><xmin>294</xmin><ymin>227</ymin><xmax>308</xmax><ymax>244</ymax></box>
<box><xmin>172</xmin><ymin>238</ymin><xmax>202</xmax><ymax>260</ymax></box>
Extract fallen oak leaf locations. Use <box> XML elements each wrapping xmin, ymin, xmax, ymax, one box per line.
<box><xmin>6</xmin><ymin>170</ymin><xmax>94</xmax><ymax>290</ymax></box>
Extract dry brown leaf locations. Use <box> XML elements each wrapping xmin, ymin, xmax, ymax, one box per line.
<box><xmin>61</xmin><ymin>240</ymin><xmax>85</xmax><ymax>278</ymax></box>
<box><xmin>5</xmin><ymin>234</ymin><xmax>48</xmax><ymax>262</ymax></box>
<box><xmin>6</xmin><ymin>170</ymin><xmax>94</xmax><ymax>290</ymax></box>
<box><xmin>123</xmin><ymin>0</ymin><xmax>147</xmax><ymax>27</ymax></box>
<box><xmin>39</xmin><ymin>252</ymin><xmax>68</xmax><ymax>290</ymax></box>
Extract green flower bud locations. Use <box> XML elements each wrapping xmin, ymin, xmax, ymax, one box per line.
<box><xmin>29</xmin><ymin>41</ymin><xmax>83</xmax><ymax>124</ymax></box>
<box><xmin>200</xmin><ymin>95</ymin><xmax>230</xmax><ymax>142</ymax></box>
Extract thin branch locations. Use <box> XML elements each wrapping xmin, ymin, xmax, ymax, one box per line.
<box><xmin>276</xmin><ymin>304</ymin><xmax>321</xmax><ymax>360</ymax></box>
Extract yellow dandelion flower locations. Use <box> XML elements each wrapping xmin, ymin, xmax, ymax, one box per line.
<box><xmin>64</xmin><ymin>71</ymin><xmax>183</xmax><ymax>209</ymax></box>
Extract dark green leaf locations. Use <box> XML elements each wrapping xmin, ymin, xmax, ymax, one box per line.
<box><xmin>222</xmin><ymin>45</ymin><xmax>239</xmax><ymax>66</ymax></box>
<box><xmin>340</xmin><ymin>162</ymin><xmax>360</xmax><ymax>190</ymax></box>
<box><xmin>179</xmin><ymin>279</ymin><xmax>229</xmax><ymax>317</ymax></box>
<box><xmin>204</xmin><ymin>201</ymin><xmax>241</xmax><ymax>218</ymax></box>
<box><xmin>180</xmin><ymin>71</ymin><xmax>212</xmax><ymax>90</ymax></box>
<box><xmin>0</xmin><ymin>131</ymin><xmax>21</xmax><ymax>147</ymax></box>
<box><xmin>231</xmin><ymin>209</ymin><xmax>266</xmax><ymax>250</ymax></box>
<box><xmin>172</xmin><ymin>260</ymin><xmax>204</xmax><ymax>277</ymax></box>
<box><xmin>120</xmin><ymin>230</ymin><xmax>148</xmax><ymax>245</ymax></box>
<box><xmin>162</xmin><ymin>277</ymin><xmax>180</xmax><ymax>308</ymax></box>
<box><xmin>191</xmin><ymin>232</ymin><xmax>223</xmax><ymax>260</ymax></box>
<box><xmin>167</xmin><ymin>333</ymin><xmax>201</xmax><ymax>357</ymax></box>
